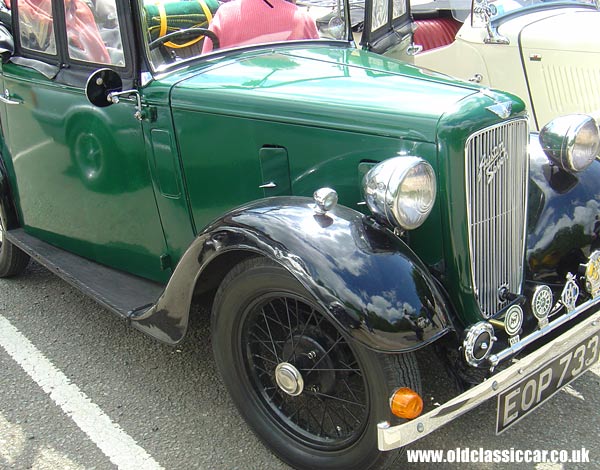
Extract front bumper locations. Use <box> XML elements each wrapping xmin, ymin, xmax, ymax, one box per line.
<box><xmin>377</xmin><ymin>298</ymin><xmax>600</xmax><ymax>451</ymax></box>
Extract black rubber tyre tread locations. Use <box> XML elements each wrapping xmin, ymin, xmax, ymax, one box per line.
<box><xmin>381</xmin><ymin>352</ymin><xmax>422</xmax><ymax>468</ymax></box>
<box><xmin>382</xmin><ymin>352</ymin><xmax>422</xmax><ymax>409</ymax></box>
<box><xmin>0</xmin><ymin>202</ymin><xmax>29</xmax><ymax>278</ymax></box>
<box><xmin>0</xmin><ymin>241</ymin><xmax>30</xmax><ymax>278</ymax></box>
<box><xmin>212</xmin><ymin>256</ymin><xmax>422</xmax><ymax>470</ymax></box>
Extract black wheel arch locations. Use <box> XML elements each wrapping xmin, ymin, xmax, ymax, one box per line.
<box><xmin>132</xmin><ymin>197</ymin><xmax>454</xmax><ymax>352</ymax></box>
<box><xmin>0</xmin><ymin>153</ymin><xmax>21</xmax><ymax>230</ymax></box>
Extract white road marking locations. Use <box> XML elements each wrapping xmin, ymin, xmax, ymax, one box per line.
<box><xmin>0</xmin><ymin>314</ymin><xmax>164</xmax><ymax>470</ymax></box>
<box><xmin>0</xmin><ymin>412</ymin><xmax>24</xmax><ymax>465</ymax></box>
<box><xmin>535</xmin><ymin>464</ymin><xmax>564</xmax><ymax>470</ymax></box>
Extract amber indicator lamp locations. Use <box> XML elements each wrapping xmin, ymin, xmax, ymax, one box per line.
<box><xmin>390</xmin><ymin>387</ymin><xmax>424</xmax><ymax>419</ymax></box>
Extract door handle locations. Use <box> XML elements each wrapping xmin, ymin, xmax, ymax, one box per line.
<box><xmin>468</xmin><ymin>74</ymin><xmax>484</xmax><ymax>84</ymax></box>
<box><xmin>0</xmin><ymin>89</ymin><xmax>21</xmax><ymax>105</ymax></box>
<box><xmin>406</xmin><ymin>43</ymin><xmax>423</xmax><ymax>56</ymax></box>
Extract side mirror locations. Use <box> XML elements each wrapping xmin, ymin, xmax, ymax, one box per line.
<box><xmin>85</xmin><ymin>68</ymin><xmax>143</xmax><ymax>120</ymax></box>
<box><xmin>85</xmin><ymin>68</ymin><xmax>123</xmax><ymax>108</ymax></box>
<box><xmin>0</xmin><ymin>25</ymin><xmax>14</xmax><ymax>63</ymax></box>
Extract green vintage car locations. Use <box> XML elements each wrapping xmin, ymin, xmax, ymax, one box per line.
<box><xmin>0</xmin><ymin>0</ymin><xmax>599</xmax><ymax>468</ymax></box>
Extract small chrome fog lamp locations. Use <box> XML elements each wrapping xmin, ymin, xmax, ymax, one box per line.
<box><xmin>313</xmin><ymin>187</ymin><xmax>338</xmax><ymax>214</ymax></box>
<box><xmin>463</xmin><ymin>322</ymin><xmax>496</xmax><ymax>366</ymax></box>
<box><xmin>539</xmin><ymin>114</ymin><xmax>600</xmax><ymax>172</ymax></box>
<box><xmin>362</xmin><ymin>157</ymin><xmax>436</xmax><ymax>230</ymax></box>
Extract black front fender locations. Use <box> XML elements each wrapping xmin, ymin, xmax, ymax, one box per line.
<box><xmin>526</xmin><ymin>136</ymin><xmax>600</xmax><ymax>285</ymax></box>
<box><xmin>132</xmin><ymin>198</ymin><xmax>452</xmax><ymax>352</ymax></box>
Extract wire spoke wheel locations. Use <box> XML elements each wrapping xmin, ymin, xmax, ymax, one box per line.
<box><xmin>212</xmin><ymin>257</ymin><xmax>421</xmax><ymax>470</ymax></box>
<box><xmin>243</xmin><ymin>294</ymin><xmax>368</xmax><ymax>447</ymax></box>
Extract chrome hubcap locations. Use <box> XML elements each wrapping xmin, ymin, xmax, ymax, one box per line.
<box><xmin>275</xmin><ymin>362</ymin><xmax>304</xmax><ymax>396</ymax></box>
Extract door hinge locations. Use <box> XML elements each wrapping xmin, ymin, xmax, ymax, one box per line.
<box><xmin>141</xmin><ymin>105</ymin><xmax>158</xmax><ymax>122</ymax></box>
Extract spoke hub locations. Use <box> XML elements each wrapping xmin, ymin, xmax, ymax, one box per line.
<box><xmin>275</xmin><ymin>362</ymin><xmax>304</xmax><ymax>396</ymax></box>
<box><xmin>283</xmin><ymin>332</ymin><xmax>337</xmax><ymax>395</ymax></box>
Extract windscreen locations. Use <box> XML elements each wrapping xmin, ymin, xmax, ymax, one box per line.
<box><xmin>141</xmin><ymin>0</ymin><xmax>351</xmax><ymax>70</ymax></box>
<box><xmin>449</xmin><ymin>0</ymin><xmax>599</xmax><ymax>23</ymax></box>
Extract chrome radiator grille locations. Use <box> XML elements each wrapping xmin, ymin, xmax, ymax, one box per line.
<box><xmin>465</xmin><ymin>119</ymin><xmax>529</xmax><ymax>318</ymax></box>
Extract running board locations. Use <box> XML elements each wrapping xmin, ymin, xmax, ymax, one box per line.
<box><xmin>5</xmin><ymin>229</ymin><xmax>164</xmax><ymax>318</ymax></box>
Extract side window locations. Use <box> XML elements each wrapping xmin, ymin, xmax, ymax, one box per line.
<box><xmin>392</xmin><ymin>0</ymin><xmax>406</xmax><ymax>20</ymax></box>
<box><xmin>371</xmin><ymin>0</ymin><xmax>388</xmax><ymax>31</ymax></box>
<box><xmin>64</xmin><ymin>0</ymin><xmax>125</xmax><ymax>66</ymax></box>
<box><xmin>17</xmin><ymin>0</ymin><xmax>57</xmax><ymax>54</ymax></box>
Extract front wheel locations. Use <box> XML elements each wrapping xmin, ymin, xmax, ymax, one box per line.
<box><xmin>211</xmin><ymin>257</ymin><xmax>421</xmax><ymax>470</ymax></box>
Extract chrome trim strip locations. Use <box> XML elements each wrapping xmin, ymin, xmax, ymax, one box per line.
<box><xmin>378</xmin><ymin>303</ymin><xmax>600</xmax><ymax>451</ymax></box>
<box><xmin>464</xmin><ymin>118</ymin><xmax>529</xmax><ymax>317</ymax></box>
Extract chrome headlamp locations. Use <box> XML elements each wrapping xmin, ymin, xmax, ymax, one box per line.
<box><xmin>539</xmin><ymin>114</ymin><xmax>600</xmax><ymax>172</ymax></box>
<box><xmin>362</xmin><ymin>157</ymin><xmax>437</xmax><ymax>230</ymax></box>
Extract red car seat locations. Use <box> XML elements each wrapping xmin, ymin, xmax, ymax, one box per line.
<box><xmin>413</xmin><ymin>17</ymin><xmax>462</xmax><ymax>51</ymax></box>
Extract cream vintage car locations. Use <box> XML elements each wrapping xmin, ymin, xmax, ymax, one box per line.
<box><xmin>373</xmin><ymin>0</ymin><xmax>600</xmax><ymax>130</ymax></box>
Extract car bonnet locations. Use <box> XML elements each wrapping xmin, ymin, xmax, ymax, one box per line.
<box><xmin>168</xmin><ymin>46</ymin><xmax>482</xmax><ymax>142</ymax></box>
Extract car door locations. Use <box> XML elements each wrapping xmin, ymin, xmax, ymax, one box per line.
<box><xmin>1</xmin><ymin>0</ymin><xmax>170</xmax><ymax>283</ymax></box>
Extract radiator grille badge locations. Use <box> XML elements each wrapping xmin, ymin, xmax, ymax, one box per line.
<box><xmin>531</xmin><ymin>285</ymin><xmax>552</xmax><ymax>327</ymax></box>
<box><xmin>486</xmin><ymin>101</ymin><xmax>512</xmax><ymax>119</ymax></box>
<box><xmin>561</xmin><ymin>273</ymin><xmax>579</xmax><ymax>312</ymax></box>
<box><xmin>585</xmin><ymin>251</ymin><xmax>600</xmax><ymax>298</ymax></box>
<box><xmin>504</xmin><ymin>304</ymin><xmax>523</xmax><ymax>337</ymax></box>
<box><xmin>477</xmin><ymin>141</ymin><xmax>508</xmax><ymax>184</ymax></box>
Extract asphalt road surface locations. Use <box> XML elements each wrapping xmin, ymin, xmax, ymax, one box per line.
<box><xmin>1</xmin><ymin>262</ymin><xmax>599</xmax><ymax>470</ymax></box>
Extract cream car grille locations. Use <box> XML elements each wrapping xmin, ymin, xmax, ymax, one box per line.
<box><xmin>542</xmin><ymin>64</ymin><xmax>600</xmax><ymax>116</ymax></box>
<box><xmin>465</xmin><ymin>119</ymin><xmax>529</xmax><ymax>318</ymax></box>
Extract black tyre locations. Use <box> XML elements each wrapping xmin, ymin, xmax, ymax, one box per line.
<box><xmin>0</xmin><ymin>200</ymin><xmax>29</xmax><ymax>277</ymax></box>
<box><xmin>212</xmin><ymin>257</ymin><xmax>421</xmax><ymax>470</ymax></box>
